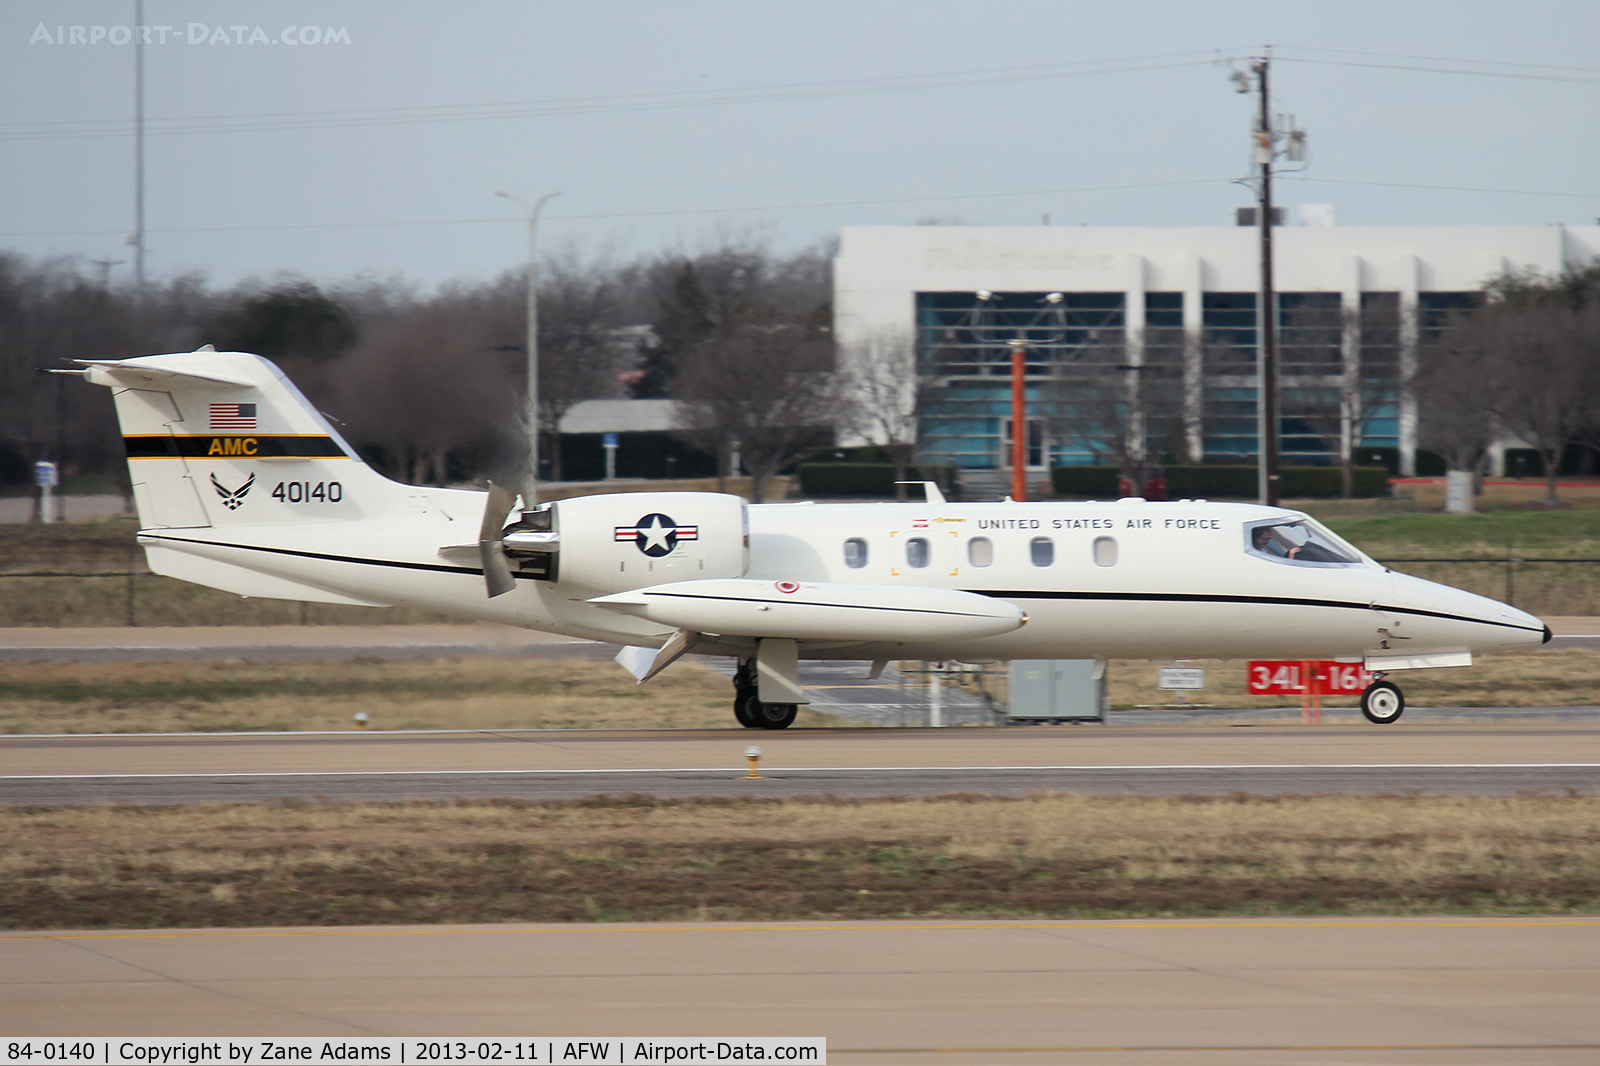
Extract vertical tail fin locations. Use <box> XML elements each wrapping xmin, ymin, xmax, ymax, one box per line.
<box><xmin>81</xmin><ymin>348</ymin><xmax>403</xmax><ymax>528</ymax></box>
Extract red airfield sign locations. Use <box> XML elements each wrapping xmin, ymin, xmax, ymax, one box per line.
<box><xmin>1247</xmin><ymin>660</ymin><xmax>1373</xmax><ymax>696</ymax></box>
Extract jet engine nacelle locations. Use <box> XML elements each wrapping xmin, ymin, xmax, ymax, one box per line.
<box><xmin>542</xmin><ymin>491</ymin><xmax>747</xmax><ymax>594</ymax></box>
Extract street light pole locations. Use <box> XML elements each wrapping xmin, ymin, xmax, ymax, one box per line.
<box><xmin>496</xmin><ymin>190</ymin><xmax>561</xmax><ymax>509</ymax></box>
<box><xmin>132</xmin><ymin>0</ymin><xmax>146</xmax><ymax>292</ymax></box>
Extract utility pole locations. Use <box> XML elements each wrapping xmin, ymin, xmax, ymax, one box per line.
<box><xmin>1252</xmin><ymin>56</ymin><xmax>1279</xmax><ymax>507</ymax></box>
<box><xmin>1232</xmin><ymin>54</ymin><xmax>1305</xmax><ymax>506</ymax></box>
<box><xmin>496</xmin><ymin>190</ymin><xmax>561</xmax><ymax>510</ymax></box>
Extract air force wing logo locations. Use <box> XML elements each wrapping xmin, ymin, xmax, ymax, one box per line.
<box><xmin>614</xmin><ymin>513</ymin><xmax>698</xmax><ymax>557</ymax></box>
<box><xmin>210</xmin><ymin>471</ymin><xmax>255</xmax><ymax>511</ymax></box>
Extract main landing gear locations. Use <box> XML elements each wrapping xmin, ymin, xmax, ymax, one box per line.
<box><xmin>733</xmin><ymin>660</ymin><xmax>798</xmax><ymax>730</ymax></box>
<box><xmin>1360</xmin><ymin>676</ymin><xmax>1405</xmax><ymax>724</ymax></box>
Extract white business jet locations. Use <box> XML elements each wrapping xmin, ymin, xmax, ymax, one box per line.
<box><xmin>68</xmin><ymin>348</ymin><xmax>1550</xmax><ymax>728</ymax></box>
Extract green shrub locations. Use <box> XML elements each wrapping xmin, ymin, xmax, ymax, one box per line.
<box><xmin>1165</xmin><ymin>465</ymin><xmax>1390</xmax><ymax>499</ymax></box>
<box><xmin>1049</xmin><ymin>466</ymin><xmax>1121</xmax><ymax>498</ymax></box>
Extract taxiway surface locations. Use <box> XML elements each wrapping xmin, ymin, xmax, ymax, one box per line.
<box><xmin>5</xmin><ymin>918</ymin><xmax>1599</xmax><ymax>1064</ymax></box>
<box><xmin>4</xmin><ymin>725</ymin><xmax>1598</xmax><ymax>803</ymax></box>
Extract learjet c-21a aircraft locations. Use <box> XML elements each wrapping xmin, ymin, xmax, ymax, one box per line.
<box><xmin>69</xmin><ymin>348</ymin><xmax>1551</xmax><ymax>728</ymax></box>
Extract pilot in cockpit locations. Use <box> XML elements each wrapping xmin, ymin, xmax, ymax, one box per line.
<box><xmin>1251</xmin><ymin>522</ymin><xmax>1352</xmax><ymax>563</ymax></box>
<box><xmin>1252</xmin><ymin>525</ymin><xmax>1293</xmax><ymax>557</ymax></box>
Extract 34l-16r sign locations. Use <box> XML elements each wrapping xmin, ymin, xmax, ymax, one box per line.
<box><xmin>1247</xmin><ymin>660</ymin><xmax>1374</xmax><ymax>696</ymax></box>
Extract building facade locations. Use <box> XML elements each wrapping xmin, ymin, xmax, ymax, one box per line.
<box><xmin>833</xmin><ymin>225</ymin><xmax>1600</xmax><ymax>476</ymax></box>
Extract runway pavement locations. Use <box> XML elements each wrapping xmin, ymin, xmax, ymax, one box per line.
<box><xmin>4</xmin><ymin>725</ymin><xmax>1598</xmax><ymax>803</ymax></box>
<box><xmin>5</xmin><ymin>918</ymin><xmax>1599</xmax><ymax>1063</ymax></box>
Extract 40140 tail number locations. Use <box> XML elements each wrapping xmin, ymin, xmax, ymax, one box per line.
<box><xmin>272</xmin><ymin>481</ymin><xmax>342</xmax><ymax>504</ymax></box>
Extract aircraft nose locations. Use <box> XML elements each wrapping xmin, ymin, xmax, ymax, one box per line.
<box><xmin>1544</xmin><ymin>623</ymin><xmax>1553</xmax><ymax>645</ymax></box>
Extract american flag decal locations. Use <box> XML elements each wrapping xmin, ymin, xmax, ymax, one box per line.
<box><xmin>209</xmin><ymin>403</ymin><xmax>257</xmax><ymax>431</ymax></box>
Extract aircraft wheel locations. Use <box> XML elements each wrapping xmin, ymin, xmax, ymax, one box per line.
<box><xmin>748</xmin><ymin>699</ymin><xmax>798</xmax><ymax>730</ymax></box>
<box><xmin>1360</xmin><ymin>680</ymin><xmax>1405</xmax><ymax>724</ymax></box>
<box><xmin>733</xmin><ymin>690</ymin><xmax>762</xmax><ymax>729</ymax></box>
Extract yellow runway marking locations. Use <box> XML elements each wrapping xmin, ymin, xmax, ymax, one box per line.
<box><xmin>7</xmin><ymin>917</ymin><xmax>1600</xmax><ymax>942</ymax></box>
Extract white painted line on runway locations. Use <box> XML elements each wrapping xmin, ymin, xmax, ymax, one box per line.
<box><xmin>5</xmin><ymin>762</ymin><xmax>1600</xmax><ymax>780</ymax></box>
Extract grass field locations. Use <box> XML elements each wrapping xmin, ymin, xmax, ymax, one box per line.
<box><xmin>4</xmin><ymin>793</ymin><xmax>1597</xmax><ymax>928</ymax></box>
<box><xmin>0</xmin><ymin>658</ymin><xmax>855</xmax><ymax>734</ymax></box>
<box><xmin>0</xmin><ymin>650</ymin><xmax>1592</xmax><ymax>735</ymax></box>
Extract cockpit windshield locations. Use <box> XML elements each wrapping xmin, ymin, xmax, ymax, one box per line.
<box><xmin>1245</xmin><ymin>518</ymin><xmax>1364</xmax><ymax>566</ymax></box>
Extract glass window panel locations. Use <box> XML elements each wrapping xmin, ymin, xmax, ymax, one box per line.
<box><xmin>967</xmin><ymin>537</ymin><xmax>993</xmax><ymax>567</ymax></box>
<box><xmin>1245</xmin><ymin>519</ymin><xmax>1362</xmax><ymax>566</ymax></box>
<box><xmin>1029</xmin><ymin>536</ymin><xmax>1054</xmax><ymax>567</ymax></box>
<box><xmin>906</xmin><ymin>537</ymin><xmax>930</xmax><ymax>568</ymax></box>
<box><xmin>843</xmin><ymin>538</ymin><xmax>867</xmax><ymax>569</ymax></box>
<box><xmin>1093</xmin><ymin>536</ymin><xmax>1118</xmax><ymax>567</ymax></box>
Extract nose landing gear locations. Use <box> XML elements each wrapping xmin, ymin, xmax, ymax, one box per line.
<box><xmin>1360</xmin><ymin>677</ymin><xmax>1405</xmax><ymax>724</ymax></box>
<box><xmin>732</xmin><ymin>660</ymin><xmax>798</xmax><ymax>730</ymax></box>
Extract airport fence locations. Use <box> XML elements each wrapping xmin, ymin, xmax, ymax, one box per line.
<box><xmin>0</xmin><ymin>569</ymin><xmax>456</xmax><ymax>627</ymax></box>
<box><xmin>1377</xmin><ymin>557</ymin><xmax>1600</xmax><ymax>615</ymax></box>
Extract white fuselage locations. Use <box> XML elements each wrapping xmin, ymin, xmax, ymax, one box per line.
<box><xmin>136</xmin><ymin>494</ymin><xmax>1547</xmax><ymax>665</ymax></box>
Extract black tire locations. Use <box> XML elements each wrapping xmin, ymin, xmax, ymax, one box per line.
<box><xmin>749</xmin><ymin>699</ymin><xmax>798</xmax><ymax>730</ymax></box>
<box><xmin>733</xmin><ymin>689</ymin><xmax>761</xmax><ymax>728</ymax></box>
<box><xmin>1361</xmin><ymin>680</ymin><xmax>1405</xmax><ymax>724</ymax></box>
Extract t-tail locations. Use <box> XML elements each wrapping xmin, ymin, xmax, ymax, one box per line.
<box><xmin>75</xmin><ymin>346</ymin><xmax>406</xmax><ymax>529</ymax></box>
<box><xmin>70</xmin><ymin>346</ymin><xmax>445</xmax><ymax>608</ymax></box>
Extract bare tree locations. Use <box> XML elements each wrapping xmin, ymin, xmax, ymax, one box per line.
<box><xmin>1040</xmin><ymin>331</ymin><xmax>1183</xmax><ymax>495</ymax></box>
<box><xmin>0</xmin><ymin>253</ymin><xmax>236</xmax><ymax>513</ymax></box>
<box><xmin>630</xmin><ymin>234</ymin><xmax>832</xmax><ymax>399</ymax></box>
<box><xmin>331</xmin><ymin>293</ymin><xmax>518</xmax><ymax>486</ymax></box>
<box><xmin>1278</xmin><ymin>303</ymin><xmax>1397</xmax><ymax>497</ymax></box>
<box><xmin>672</xmin><ymin>315</ymin><xmax>838</xmax><ymax>503</ymax></box>
<box><xmin>529</xmin><ymin>253</ymin><xmax>627</xmax><ymax>481</ymax></box>
<box><xmin>840</xmin><ymin>328</ymin><xmax>925</xmax><ymax>499</ymax></box>
<box><xmin>1432</xmin><ymin>270</ymin><xmax>1600</xmax><ymax>507</ymax></box>
<box><xmin>1413</xmin><ymin>338</ymin><xmax>1495</xmax><ymax>512</ymax></box>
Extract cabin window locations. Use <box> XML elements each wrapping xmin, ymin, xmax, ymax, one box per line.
<box><xmin>1093</xmin><ymin>536</ymin><xmax>1118</xmax><ymax>567</ymax></box>
<box><xmin>1245</xmin><ymin>519</ymin><xmax>1362</xmax><ymax>567</ymax></box>
<box><xmin>843</xmin><ymin>537</ymin><xmax>868</xmax><ymax>569</ymax></box>
<box><xmin>1029</xmin><ymin>536</ymin><xmax>1054</xmax><ymax>567</ymax></box>
<box><xmin>906</xmin><ymin>537</ymin><xmax>930</xmax><ymax>568</ymax></box>
<box><xmin>968</xmin><ymin>537</ymin><xmax>993</xmax><ymax>567</ymax></box>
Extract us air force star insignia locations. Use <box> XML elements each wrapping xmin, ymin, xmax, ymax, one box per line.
<box><xmin>613</xmin><ymin>513</ymin><xmax>699</xmax><ymax>557</ymax></box>
<box><xmin>209</xmin><ymin>471</ymin><xmax>255</xmax><ymax>511</ymax></box>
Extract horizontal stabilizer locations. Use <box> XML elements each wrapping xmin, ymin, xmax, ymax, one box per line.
<box><xmin>76</xmin><ymin>357</ymin><xmax>255</xmax><ymax>389</ymax></box>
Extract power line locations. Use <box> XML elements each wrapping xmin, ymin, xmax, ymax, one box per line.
<box><xmin>1281</xmin><ymin>176</ymin><xmax>1600</xmax><ymax>200</ymax></box>
<box><xmin>1273</xmin><ymin>45</ymin><xmax>1600</xmax><ymax>77</ymax></box>
<box><xmin>6</xmin><ymin>174</ymin><xmax>1595</xmax><ymax>242</ymax></box>
<box><xmin>0</xmin><ymin>55</ymin><xmax>1219</xmax><ymax>142</ymax></box>
<box><xmin>1277</xmin><ymin>55</ymin><xmax>1600</xmax><ymax>85</ymax></box>
<box><xmin>2</xmin><ymin>47</ymin><xmax>1227</xmax><ymax>130</ymax></box>
<box><xmin>0</xmin><ymin>178</ymin><xmax>1234</xmax><ymax>238</ymax></box>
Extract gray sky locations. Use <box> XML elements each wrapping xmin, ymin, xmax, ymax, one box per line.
<box><xmin>4</xmin><ymin>0</ymin><xmax>1597</xmax><ymax>289</ymax></box>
